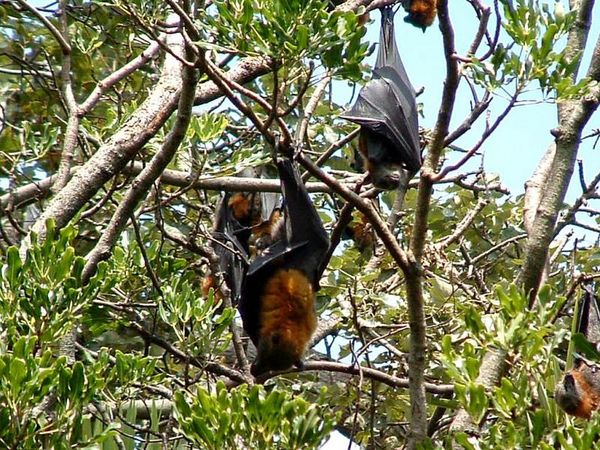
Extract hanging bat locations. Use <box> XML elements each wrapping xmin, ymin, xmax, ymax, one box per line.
<box><xmin>201</xmin><ymin>191</ymin><xmax>251</xmax><ymax>304</ymax></box>
<box><xmin>342</xmin><ymin>210</ymin><xmax>376</xmax><ymax>253</ymax></box>
<box><xmin>239</xmin><ymin>158</ymin><xmax>330</xmax><ymax>375</ymax></box>
<box><xmin>403</xmin><ymin>0</ymin><xmax>438</xmax><ymax>31</ymax></box>
<box><xmin>202</xmin><ymin>167</ymin><xmax>280</xmax><ymax>302</ymax></box>
<box><xmin>341</xmin><ymin>7</ymin><xmax>421</xmax><ymax>191</ymax></box>
<box><xmin>555</xmin><ymin>285</ymin><xmax>600</xmax><ymax>418</ymax></box>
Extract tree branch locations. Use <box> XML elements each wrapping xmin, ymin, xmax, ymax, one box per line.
<box><xmin>254</xmin><ymin>360</ymin><xmax>455</xmax><ymax>395</ymax></box>
<box><xmin>82</xmin><ymin>22</ymin><xmax>196</xmax><ymax>283</ymax></box>
<box><xmin>405</xmin><ymin>0</ymin><xmax>460</xmax><ymax>445</ymax></box>
<box><xmin>24</xmin><ymin>53</ymin><xmax>273</xmax><ymax>243</ymax></box>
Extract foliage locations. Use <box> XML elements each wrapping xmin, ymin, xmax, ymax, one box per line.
<box><xmin>0</xmin><ymin>0</ymin><xmax>598</xmax><ymax>449</ymax></box>
<box><xmin>174</xmin><ymin>381</ymin><xmax>337</xmax><ymax>449</ymax></box>
<box><xmin>467</xmin><ymin>0</ymin><xmax>590</xmax><ymax>99</ymax></box>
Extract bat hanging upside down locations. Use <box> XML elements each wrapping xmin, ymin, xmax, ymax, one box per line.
<box><xmin>341</xmin><ymin>7</ymin><xmax>422</xmax><ymax>190</ymax></box>
<box><xmin>555</xmin><ymin>285</ymin><xmax>600</xmax><ymax>418</ymax></box>
<box><xmin>202</xmin><ymin>168</ymin><xmax>281</xmax><ymax>303</ymax></box>
<box><xmin>239</xmin><ymin>158</ymin><xmax>330</xmax><ymax>375</ymax></box>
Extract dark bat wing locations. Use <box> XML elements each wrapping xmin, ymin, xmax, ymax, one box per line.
<box><xmin>211</xmin><ymin>194</ymin><xmax>249</xmax><ymax>304</ymax></box>
<box><xmin>239</xmin><ymin>158</ymin><xmax>330</xmax><ymax>345</ymax></box>
<box><xmin>277</xmin><ymin>158</ymin><xmax>330</xmax><ymax>282</ymax></box>
<box><xmin>244</xmin><ymin>159</ymin><xmax>329</xmax><ymax>284</ymax></box>
<box><xmin>340</xmin><ymin>7</ymin><xmax>421</xmax><ymax>173</ymax></box>
<box><xmin>578</xmin><ymin>284</ymin><xmax>600</xmax><ymax>345</ymax></box>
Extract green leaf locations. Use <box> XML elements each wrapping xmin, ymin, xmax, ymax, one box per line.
<box><xmin>69</xmin><ymin>361</ymin><xmax>85</xmax><ymax>398</ymax></box>
<box><xmin>572</xmin><ymin>332</ymin><xmax>600</xmax><ymax>361</ymax></box>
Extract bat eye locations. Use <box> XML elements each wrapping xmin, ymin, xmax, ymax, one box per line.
<box><xmin>271</xmin><ymin>333</ymin><xmax>282</xmax><ymax>346</ymax></box>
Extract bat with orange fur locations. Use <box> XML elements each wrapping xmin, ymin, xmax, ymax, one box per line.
<box><xmin>202</xmin><ymin>168</ymin><xmax>281</xmax><ymax>302</ymax></box>
<box><xmin>403</xmin><ymin>0</ymin><xmax>438</xmax><ymax>31</ymax></box>
<box><xmin>201</xmin><ymin>192</ymin><xmax>251</xmax><ymax>303</ymax></box>
<box><xmin>239</xmin><ymin>158</ymin><xmax>330</xmax><ymax>375</ymax></box>
<box><xmin>555</xmin><ymin>285</ymin><xmax>600</xmax><ymax>418</ymax></box>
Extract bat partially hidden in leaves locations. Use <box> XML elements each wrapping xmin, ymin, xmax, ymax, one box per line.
<box><xmin>202</xmin><ymin>168</ymin><xmax>280</xmax><ymax>303</ymax></box>
<box><xmin>341</xmin><ymin>7</ymin><xmax>421</xmax><ymax>191</ymax></box>
<box><xmin>555</xmin><ymin>285</ymin><xmax>600</xmax><ymax>418</ymax></box>
<box><xmin>201</xmin><ymin>192</ymin><xmax>250</xmax><ymax>304</ymax></box>
<box><xmin>239</xmin><ymin>158</ymin><xmax>330</xmax><ymax>375</ymax></box>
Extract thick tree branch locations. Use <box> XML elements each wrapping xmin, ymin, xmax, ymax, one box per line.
<box><xmin>24</xmin><ymin>54</ymin><xmax>273</xmax><ymax>243</ymax></box>
<box><xmin>82</xmin><ymin>25</ymin><xmax>196</xmax><ymax>283</ymax></box>
<box><xmin>2</xmin><ymin>163</ymin><xmax>502</xmax><ymax>213</ymax></box>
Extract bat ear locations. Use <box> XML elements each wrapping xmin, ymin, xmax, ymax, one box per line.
<box><xmin>563</xmin><ymin>373</ymin><xmax>576</xmax><ymax>391</ymax></box>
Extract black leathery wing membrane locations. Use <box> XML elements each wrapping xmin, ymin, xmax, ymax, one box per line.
<box><xmin>340</xmin><ymin>6</ymin><xmax>421</xmax><ymax>173</ymax></box>
<box><xmin>578</xmin><ymin>284</ymin><xmax>600</xmax><ymax>345</ymax></box>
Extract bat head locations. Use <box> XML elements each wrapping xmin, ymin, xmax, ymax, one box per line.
<box><xmin>227</xmin><ymin>192</ymin><xmax>252</xmax><ymax>223</ymax></box>
<box><xmin>358</xmin><ymin>128</ymin><xmax>418</xmax><ymax>191</ymax></box>
<box><xmin>555</xmin><ymin>372</ymin><xmax>586</xmax><ymax>417</ymax></box>
<box><xmin>366</xmin><ymin>160</ymin><xmax>403</xmax><ymax>190</ymax></box>
<box><xmin>404</xmin><ymin>13</ymin><xmax>432</xmax><ymax>32</ymax></box>
<box><xmin>555</xmin><ymin>368</ymin><xmax>600</xmax><ymax>419</ymax></box>
<box><xmin>251</xmin><ymin>329</ymin><xmax>304</xmax><ymax>376</ymax></box>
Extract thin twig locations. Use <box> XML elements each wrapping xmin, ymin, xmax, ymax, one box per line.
<box><xmin>436</xmin><ymin>198</ymin><xmax>489</xmax><ymax>249</ymax></box>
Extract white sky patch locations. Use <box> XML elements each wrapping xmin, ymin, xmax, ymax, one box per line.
<box><xmin>321</xmin><ymin>430</ymin><xmax>362</xmax><ymax>450</ymax></box>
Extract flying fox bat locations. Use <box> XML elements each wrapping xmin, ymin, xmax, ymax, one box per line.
<box><xmin>344</xmin><ymin>210</ymin><xmax>375</xmax><ymax>253</ymax></box>
<box><xmin>202</xmin><ymin>168</ymin><xmax>280</xmax><ymax>303</ymax></box>
<box><xmin>555</xmin><ymin>285</ymin><xmax>600</xmax><ymax>418</ymax></box>
<box><xmin>201</xmin><ymin>192</ymin><xmax>250</xmax><ymax>304</ymax></box>
<box><xmin>403</xmin><ymin>0</ymin><xmax>438</xmax><ymax>31</ymax></box>
<box><xmin>341</xmin><ymin>7</ymin><xmax>421</xmax><ymax>190</ymax></box>
<box><xmin>239</xmin><ymin>158</ymin><xmax>330</xmax><ymax>375</ymax></box>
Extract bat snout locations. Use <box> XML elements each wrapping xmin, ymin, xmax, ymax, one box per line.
<box><xmin>368</xmin><ymin>162</ymin><xmax>402</xmax><ymax>190</ymax></box>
